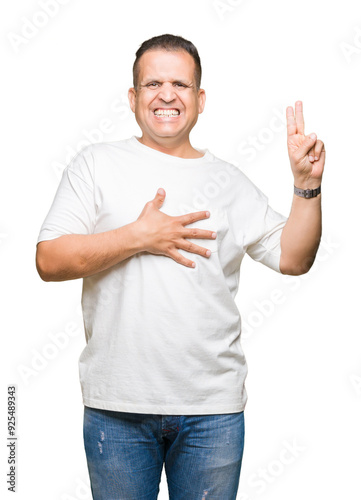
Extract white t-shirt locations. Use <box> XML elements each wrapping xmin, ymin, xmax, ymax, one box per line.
<box><xmin>37</xmin><ymin>136</ymin><xmax>288</xmax><ymax>415</ymax></box>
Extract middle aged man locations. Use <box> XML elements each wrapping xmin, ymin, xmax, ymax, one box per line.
<box><xmin>36</xmin><ymin>34</ymin><xmax>325</xmax><ymax>500</ymax></box>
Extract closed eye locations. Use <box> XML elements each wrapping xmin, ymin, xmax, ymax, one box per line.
<box><xmin>145</xmin><ymin>82</ymin><xmax>188</xmax><ymax>88</ymax></box>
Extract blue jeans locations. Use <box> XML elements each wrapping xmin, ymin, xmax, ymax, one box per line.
<box><xmin>83</xmin><ymin>405</ymin><xmax>245</xmax><ymax>499</ymax></box>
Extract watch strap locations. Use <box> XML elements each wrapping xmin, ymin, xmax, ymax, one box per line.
<box><xmin>294</xmin><ymin>185</ymin><xmax>321</xmax><ymax>199</ymax></box>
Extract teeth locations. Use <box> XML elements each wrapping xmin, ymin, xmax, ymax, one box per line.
<box><xmin>154</xmin><ymin>109</ymin><xmax>180</xmax><ymax>116</ymax></box>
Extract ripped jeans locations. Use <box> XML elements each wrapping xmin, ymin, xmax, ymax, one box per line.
<box><xmin>83</xmin><ymin>405</ymin><xmax>245</xmax><ymax>500</ymax></box>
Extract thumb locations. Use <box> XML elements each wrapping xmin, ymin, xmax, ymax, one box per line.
<box><xmin>154</xmin><ymin>187</ymin><xmax>166</xmax><ymax>207</ymax></box>
<box><xmin>297</xmin><ymin>133</ymin><xmax>317</xmax><ymax>157</ymax></box>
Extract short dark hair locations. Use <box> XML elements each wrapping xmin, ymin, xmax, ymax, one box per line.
<box><xmin>132</xmin><ymin>34</ymin><xmax>202</xmax><ymax>91</ymax></box>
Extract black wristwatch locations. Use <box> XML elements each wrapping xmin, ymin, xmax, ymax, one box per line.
<box><xmin>294</xmin><ymin>185</ymin><xmax>321</xmax><ymax>199</ymax></box>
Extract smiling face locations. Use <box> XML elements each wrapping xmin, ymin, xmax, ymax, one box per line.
<box><xmin>128</xmin><ymin>49</ymin><xmax>206</xmax><ymax>154</ymax></box>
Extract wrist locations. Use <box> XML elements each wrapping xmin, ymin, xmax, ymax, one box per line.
<box><xmin>122</xmin><ymin>221</ymin><xmax>145</xmax><ymax>254</ymax></box>
<box><xmin>129</xmin><ymin>219</ymin><xmax>149</xmax><ymax>254</ymax></box>
<box><xmin>293</xmin><ymin>179</ymin><xmax>322</xmax><ymax>190</ymax></box>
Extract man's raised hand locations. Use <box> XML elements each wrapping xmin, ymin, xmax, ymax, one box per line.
<box><xmin>286</xmin><ymin>100</ymin><xmax>325</xmax><ymax>190</ymax></box>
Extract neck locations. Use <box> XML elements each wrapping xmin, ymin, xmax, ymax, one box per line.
<box><xmin>136</xmin><ymin>135</ymin><xmax>204</xmax><ymax>159</ymax></box>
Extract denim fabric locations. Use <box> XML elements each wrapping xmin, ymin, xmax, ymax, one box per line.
<box><xmin>83</xmin><ymin>405</ymin><xmax>245</xmax><ymax>499</ymax></box>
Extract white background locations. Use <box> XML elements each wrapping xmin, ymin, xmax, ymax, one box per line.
<box><xmin>1</xmin><ymin>0</ymin><xmax>361</xmax><ymax>498</ymax></box>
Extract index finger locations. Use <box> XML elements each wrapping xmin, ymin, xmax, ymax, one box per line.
<box><xmin>286</xmin><ymin>105</ymin><xmax>297</xmax><ymax>137</ymax></box>
<box><xmin>295</xmin><ymin>100</ymin><xmax>305</xmax><ymax>135</ymax></box>
<box><xmin>179</xmin><ymin>210</ymin><xmax>210</xmax><ymax>226</ymax></box>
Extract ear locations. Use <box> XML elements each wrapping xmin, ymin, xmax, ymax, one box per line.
<box><xmin>198</xmin><ymin>89</ymin><xmax>206</xmax><ymax>114</ymax></box>
<box><xmin>128</xmin><ymin>87</ymin><xmax>136</xmax><ymax>113</ymax></box>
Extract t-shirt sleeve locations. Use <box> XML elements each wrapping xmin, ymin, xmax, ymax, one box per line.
<box><xmin>242</xmin><ymin>176</ymin><xmax>288</xmax><ymax>273</ymax></box>
<box><xmin>37</xmin><ymin>146</ymin><xmax>96</xmax><ymax>244</ymax></box>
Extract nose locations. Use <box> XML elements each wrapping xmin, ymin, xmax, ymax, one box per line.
<box><xmin>157</xmin><ymin>82</ymin><xmax>177</xmax><ymax>103</ymax></box>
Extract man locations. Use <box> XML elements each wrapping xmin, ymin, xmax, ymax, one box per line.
<box><xmin>36</xmin><ymin>34</ymin><xmax>325</xmax><ymax>499</ymax></box>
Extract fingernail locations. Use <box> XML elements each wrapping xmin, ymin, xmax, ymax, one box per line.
<box><xmin>309</xmin><ymin>155</ymin><xmax>314</xmax><ymax>162</ymax></box>
<box><xmin>212</xmin><ymin>232</ymin><xmax>217</xmax><ymax>239</ymax></box>
<box><xmin>314</xmin><ymin>156</ymin><xmax>318</xmax><ymax>161</ymax></box>
<box><xmin>310</xmin><ymin>133</ymin><xmax>316</xmax><ymax>140</ymax></box>
<box><xmin>206</xmin><ymin>211</ymin><xmax>210</xmax><ymax>217</ymax></box>
<box><xmin>206</xmin><ymin>250</ymin><xmax>211</xmax><ymax>257</ymax></box>
<box><xmin>157</xmin><ymin>188</ymin><xmax>164</xmax><ymax>195</ymax></box>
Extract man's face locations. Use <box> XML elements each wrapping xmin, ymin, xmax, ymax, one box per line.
<box><xmin>128</xmin><ymin>49</ymin><xmax>206</xmax><ymax>148</ymax></box>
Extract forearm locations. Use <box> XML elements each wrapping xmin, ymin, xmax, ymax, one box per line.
<box><xmin>280</xmin><ymin>192</ymin><xmax>322</xmax><ymax>275</ymax></box>
<box><xmin>36</xmin><ymin>221</ymin><xmax>143</xmax><ymax>282</ymax></box>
